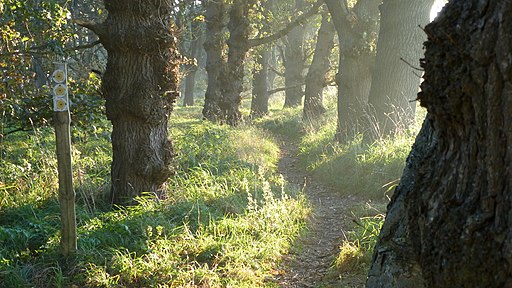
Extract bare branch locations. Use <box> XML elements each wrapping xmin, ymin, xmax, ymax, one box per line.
<box><xmin>73</xmin><ymin>19</ymin><xmax>105</xmax><ymax>38</ymax></box>
<box><xmin>400</xmin><ymin>57</ymin><xmax>424</xmax><ymax>71</ymax></box>
<box><xmin>268</xmin><ymin>83</ymin><xmax>304</xmax><ymax>96</ymax></box>
<box><xmin>69</xmin><ymin>40</ymin><xmax>101</xmax><ymax>51</ymax></box>
<box><xmin>248</xmin><ymin>1</ymin><xmax>322</xmax><ymax>48</ymax></box>
<box><xmin>0</xmin><ymin>40</ymin><xmax>101</xmax><ymax>57</ymax></box>
<box><xmin>269</xmin><ymin>65</ymin><xmax>285</xmax><ymax>77</ymax></box>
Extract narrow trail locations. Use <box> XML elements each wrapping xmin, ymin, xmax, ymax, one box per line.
<box><xmin>275</xmin><ymin>143</ymin><xmax>364</xmax><ymax>288</ymax></box>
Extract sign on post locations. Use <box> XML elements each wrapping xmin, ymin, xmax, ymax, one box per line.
<box><xmin>52</xmin><ymin>62</ymin><xmax>77</xmax><ymax>256</ymax></box>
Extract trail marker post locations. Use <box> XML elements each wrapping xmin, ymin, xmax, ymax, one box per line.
<box><xmin>52</xmin><ymin>62</ymin><xmax>77</xmax><ymax>255</ymax></box>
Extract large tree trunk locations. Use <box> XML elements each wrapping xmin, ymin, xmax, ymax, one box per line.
<box><xmin>202</xmin><ymin>0</ymin><xmax>226</xmax><ymax>122</ymax></box>
<box><xmin>219</xmin><ymin>0</ymin><xmax>253</xmax><ymax>125</ymax></box>
<box><xmin>368</xmin><ymin>0</ymin><xmax>512</xmax><ymax>286</ymax></box>
<box><xmin>324</xmin><ymin>0</ymin><xmax>381</xmax><ymax>142</ymax></box>
<box><xmin>366</xmin><ymin>0</ymin><xmax>435</xmax><ymax>139</ymax></box>
<box><xmin>78</xmin><ymin>1</ymin><xmax>180</xmax><ymax>205</ymax></box>
<box><xmin>283</xmin><ymin>0</ymin><xmax>307</xmax><ymax>108</ymax></box>
<box><xmin>336</xmin><ymin>52</ymin><xmax>375</xmax><ymax>138</ymax></box>
<box><xmin>366</xmin><ymin>117</ymin><xmax>434</xmax><ymax>287</ymax></box>
<box><xmin>303</xmin><ymin>9</ymin><xmax>335</xmax><ymax>120</ymax></box>
<box><xmin>250</xmin><ymin>49</ymin><xmax>270</xmax><ymax>118</ymax></box>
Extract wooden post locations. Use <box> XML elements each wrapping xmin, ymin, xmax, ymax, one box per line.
<box><xmin>52</xmin><ymin>62</ymin><xmax>77</xmax><ymax>256</ymax></box>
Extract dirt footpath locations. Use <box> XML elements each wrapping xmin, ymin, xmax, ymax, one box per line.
<box><xmin>275</xmin><ymin>145</ymin><xmax>365</xmax><ymax>288</ymax></box>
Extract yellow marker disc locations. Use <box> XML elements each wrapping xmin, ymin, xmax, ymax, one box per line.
<box><xmin>53</xmin><ymin>84</ymin><xmax>67</xmax><ymax>96</ymax></box>
<box><xmin>56</xmin><ymin>99</ymin><xmax>67</xmax><ymax>110</ymax></box>
<box><xmin>54</xmin><ymin>98</ymin><xmax>68</xmax><ymax>111</ymax></box>
<box><xmin>52</xmin><ymin>69</ymin><xmax>66</xmax><ymax>83</ymax></box>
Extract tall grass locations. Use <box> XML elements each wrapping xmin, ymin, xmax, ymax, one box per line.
<box><xmin>0</xmin><ymin>105</ymin><xmax>309</xmax><ymax>287</ymax></box>
<box><xmin>1</xmin><ymin>94</ymin><xmax>424</xmax><ymax>286</ymax></box>
<box><xmin>296</xmin><ymin>106</ymin><xmax>424</xmax><ymax>200</ymax></box>
<box><xmin>255</xmin><ymin>97</ymin><xmax>424</xmax><ymax>284</ymax></box>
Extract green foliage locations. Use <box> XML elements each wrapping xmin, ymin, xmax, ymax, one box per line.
<box><xmin>0</xmin><ymin>0</ymin><xmax>106</xmax><ymax>134</ymax></box>
<box><xmin>0</xmin><ymin>106</ymin><xmax>308</xmax><ymax>287</ymax></box>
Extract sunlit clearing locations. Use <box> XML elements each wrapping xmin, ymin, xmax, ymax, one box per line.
<box><xmin>430</xmin><ymin>0</ymin><xmax>448</xmax><ymax>22</ymax></box>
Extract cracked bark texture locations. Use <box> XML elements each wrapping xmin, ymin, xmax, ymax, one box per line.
<box><xmin>368</xmin><ymin>0</ymin><xmax>512</xmax><ymax>286</ymax></box>
<box><xmin>89</xmin><ymin>0</ymin><xmax>181</xmax><ymax>205</ymax></box>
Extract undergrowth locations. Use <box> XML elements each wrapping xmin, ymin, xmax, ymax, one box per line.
<box><xmin>255</xmin><ymin>99</ymin><xmax>424</xmax><ymax>285</ymax></box>
<box><xmin>1</xmin><ymin>94</ymin><xmax>423</xmax><ymax>287</ymax></box>
<box><xmin>0</xmin><ymin>106</ymin><xmax>309</xmax><ymax>287</ymax></box>
<box><xmin>333</xmin><ymin>202</ymin><xmax>385</xmax><ymax>274</ymax></box>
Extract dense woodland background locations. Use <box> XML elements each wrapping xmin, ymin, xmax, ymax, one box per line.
<box><xmin>2</xmin><ymin>0</ymin><xmax>511</xmax><ymax>287</ymax></box>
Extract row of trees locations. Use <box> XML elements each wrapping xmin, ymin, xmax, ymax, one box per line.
<box><xmin>6</xmin><ymin>0</ymin><xmax>512</xmax><ymax>286</ymax></box>
<box><xmin>1</xmin><ymin>0</ymin><xmax>439</xmax><ymax>204</ymax></box>
<box><xmin>177</xmin><ymin>0</ymin><xmax>435</xmax><ymax>142</ymax></box>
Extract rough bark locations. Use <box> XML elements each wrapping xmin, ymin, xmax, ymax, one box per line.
<box><xmin>80</xmin><ymin>0</ymin><xmax>180</xmax><ymax>205</ymax></box>
<box><xmin>366</xmin><ymin>116</ymin><xmax>435</xmax><ymax>287</ymax></box>
<box><xmin>202</xmin><ymin>0</ymin><xmax>226</xmax><ymax>122</ymax></box>
<box><xmin>324</xmin><ymin>0</ymin><xmax>381</xmax><ymax>141</ymax></box>
<box><xmin>218</xmin><ymin>0</ymin><xmax>254</xmax><ymax>125</ymax></box>
<box><xmin>366</xmin><ymin>0</ymin><xmax>435</xmax><ymax>139</ymax></box>
<box><xmin>251</xmin><ymin>49</ymin><xmax>270</xmax><ymax>118</ymax></box>
<box><xmin>303</xmin><ymin>9</ymin><xmax>335</xmax><ymax>120</ymax></box>
<box><xmin>283</xmin><ymin>0</ymin><xmax>307</xmax><ymax>108</ymax></box>
<box><xmin>368</xmin><ymin>0</ymin><xmax>512</xmax><ymax>286</ymax></box>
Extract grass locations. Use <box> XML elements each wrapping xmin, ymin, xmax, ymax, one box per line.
<box><xmin>295</xmin><ymin>105</ymin><xmax>424</xmax><ymax>200</ymax></box>
<box><xmin>254</xmin><ymin>95</ymin><xmax>424</xmax><ymax>284</ymax></box>
<box><xmin>0</xmin><ymin>105</ymin><xmax>309</xmax><ymax>287</ymax></box>
<box><xmin>0</xmin><ymin>92</ymin><xmax>424</xmax><ymax>287</ymax></box>
<box><xmin>333</xmin><ymin>202</ymin><xmax>385</xmax><ymax>274</ymax></box>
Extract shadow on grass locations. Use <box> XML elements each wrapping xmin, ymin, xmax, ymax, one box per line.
<box><xmin>0</xmin><ymin>190</ymin><xmax>254</xmax><ymax>287</ymax></box>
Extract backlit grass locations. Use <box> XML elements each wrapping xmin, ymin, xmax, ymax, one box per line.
<box><xmin>0</xmin><ymin>105</ymin><xmax>309</xmax><ymax>287</ymax></box>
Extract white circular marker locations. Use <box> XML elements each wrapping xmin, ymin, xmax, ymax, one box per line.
<box><xmin>52</xmin><ymin>69</ymin><xmax>66</xmax><ymax>83</ymax></box>
<box><xmin>56</xmin><ymin>99</ymin><xmax>67</xmax><ymax>110</ymax></box>
<box><xmin>53</xmin><ymin>84</ymin><xmax>67</xmax><ymax>96</ymax></box>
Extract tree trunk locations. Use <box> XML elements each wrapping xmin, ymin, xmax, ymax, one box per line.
<box><xmin>368</xmin><ymin>0</ymin><xmax>512</xmax><ymax>286</ymax></box>
<box><xmin>251</xmin><ymin>49</ymin><xmax>270</xmax><ymax>118</ymax></box>
<box><xmin>324</xmin><ymin>0</ymin><xmax>381</xmax><ymax>141</ymax></box>
<box><xmin>366</xmin><ymin>116</ymin><xmax>434</xmax><ymax>287</ymax></box>
<box><xmin>79</xmin><ymin>1</ymin><xmax>180</xmax><ymax>205</ymax></box>
<box><xmin>202</xmin><ymin>0</ymin><xmax>226</xmax><ymax>122</ymax></box>
<box><xmin>268</xmin><ymin>46</ymin><xmax>278</xmax><ymax>92</ymax></box>
<box><xmin>336</xmin><ymin>52</ymin><xmax>375</xmax><ymax>139</ymax></box>
<box><xmin>303</xmin><ymin>9</ymin><xmax>335</xmax><ymax>120</ymax></box>
<box><xmin>283</xmin><ymin>0</ymin><xmax>306</xmax><ymax>108</ymax></box>
<box><xmin>366</xmin><ymin>0</ymin><xmax>435</xmax><ymax>139</ymax></box>
<box><xmin>219</xmin><ymin>0</ymin><xmax>253</xmax><ymax>125</ymax></box>
<box><xmin>201</xmin><ymin>0</ymin><xmax>319</xmax><ymax>123</ymax></box>
<box><xmin>183</xmin><ymin>25</ymin><xmax>203</xmax><ymax>107</ymax></box>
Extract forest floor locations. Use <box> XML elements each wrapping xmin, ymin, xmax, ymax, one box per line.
<box><xmin>274</xmin><ymin>142</ymin><xmax>367</xmax><ymax>288</ymax></box>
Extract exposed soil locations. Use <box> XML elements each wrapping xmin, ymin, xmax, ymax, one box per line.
<box><xmin>275</xmin><ymin>143</ymin><xmax>366</xmax><ymax>288</ymax></box>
